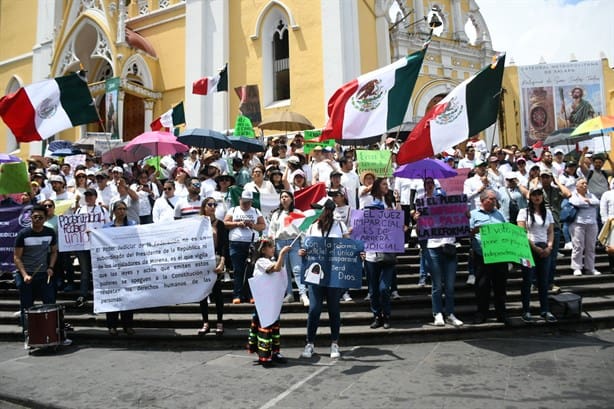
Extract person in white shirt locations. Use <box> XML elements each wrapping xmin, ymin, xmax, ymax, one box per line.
<box><xmin>339</xmin><ymin>157</ymin><xmax>360</xmax><ymax>209</ymax></box>
<box><xmin>130</xmin><ymin>171</ymin><xmax>160</xmax><ymax>224</ymax></box>
<box><xmin>458</xmin><ymin>145</ymin><xmax>479</xmax><ymax>169</ymax></box>
<box><xmin>152</xmin><ymin>180</ymin><xmax>180</xmax><ymax>223</ymax></box>
<box><xmin>312</xmin><ymin>146</ymin><xmax>338</xmax><ymax>185</ymax></box>
<box><xmin>184</xmin><ymin>148</ymin><xmax>202</xmax><ymax>177</ymax></box>
<box><xmin>48</xmin><ymin>175</ymin><xmax>75</xmax><ymax>202</ymax></box>
<box><xmin>109</xmin><ymin>177</ymin><xmax>140</xmax><ymax>225</ymax></box>
<box><xmin>552</xmin><ymin>149</ymin><xmax>566</xmax><ymax>176</ymax></box>
<box><xmin>94</xmin><ymin>171</ymin><xmax>117</xmax><ymax>209</ymax></box>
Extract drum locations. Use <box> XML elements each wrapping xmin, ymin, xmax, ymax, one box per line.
<box><xmin>26</xmin><ymin>304</ymin><xmax>64</xmax><ymax>348</ymax></box>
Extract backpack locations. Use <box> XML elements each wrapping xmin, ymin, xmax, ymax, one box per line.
<box><xmin>504</xmin><ymin>189</ymin><xmax>519</xmax><ymax>224</ymax></box>
<box><xmin>560</xmin><ymin>198</ymin><xmax>577</xmax><ymax>223</ymax></box>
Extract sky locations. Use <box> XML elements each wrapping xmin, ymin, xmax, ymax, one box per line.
<box><xmin>477</xmin><ymin>0</ymin><xmax>614</xmax><ymax>66</ymax></box>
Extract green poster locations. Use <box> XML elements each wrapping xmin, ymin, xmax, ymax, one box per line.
<box><xmin>234</xmin><ymin>115</ymin><xmax>255</xmax><ymax>138</ymax></box>
<box><xmin>356</xmin><ymin>149</ymin><xmax>392</xmax><ymax>177</ymax></box>
<box><xmin>0</xmin><ymin>161</ymin><xmax>30</xmax><ymax>194</ymax></box>
<box><xmin>303</xmin><ymin>130</ymin><xmax>334</xmax><ymax>154</ymax></box>
<box><xmin>480</xmin><ymin>222</ymin><xmax>535</xmax><ymax>266</ymax></box>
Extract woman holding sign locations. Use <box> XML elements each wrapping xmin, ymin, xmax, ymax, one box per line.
<box><xmin>299</xmin><ymin>199</ymin><xmax>349</xmax><ymax>359</ymax></box>
<box><xmin>517</xmin><ymin>188</ymin><xmax>557</xmax><ymax>323</ymax></box>
<box><xmin>103</xmin><ymin>201</ymin><xmax>136</xmax><ymax>335</ymax></box>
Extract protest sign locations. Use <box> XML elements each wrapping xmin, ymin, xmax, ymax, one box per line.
<box><xmin>356</xmin><ymin>150</ymin><xmax>393</xmax><ymax>177</ymax></box>
<box><xmin>248</xmin><ymin>268</ymin><xmax>287</xmax><ymax>327</ymax></box>
<box><xmin>480</xmin><ymin>222</ymin><xmax>535</xmax><ymax>266</ymax></box>
<box><xmin>300</xmin><ymin>237</ymin><xmax>364</xmax><ymax>288</ymax></box>
<box><xmin>415</xmin><ymin>195</ymin><xmax>470</xmax><ymax>239</ymax></box>
<box><xmin>234</xmin><ymin>115</ymin><xmax>255</xmax><ymax>137</ymax></box>
<box><xmin>63</xmin><ymin>154</ymin><xmax>86</xmax><ymax>170</ymax></box>
<box><xmin>438</xmin><ymin>168</ymin><xmax>471</xmax><ymax>195</ymax></box>
<box><xmin>350</xmin><ymin>209</ymin><xmax>405</xmax><ymax>253</ymax></box>
<box><xmin>303</xmin><ymin>130</ymin><xmax>335</xmax><ymax>154</ymax></box>
<box><xmin>0</xmin><ymin>162</ymin><xmax>30</xmax><ymax>195</ymax></box>
<box><xmin>57</xmin><ymin>211</ymin><xmax>107</xmax><ymax>252</ymax></box>
<box><xmin>0</xmin><ymin>204</ymin><xmax>32</xmax><ymax>271</ymax></box>
<box><xmin>89</xmin><ymin>218</ymin><xmax>217</xmax><ymax>313</ymax></box>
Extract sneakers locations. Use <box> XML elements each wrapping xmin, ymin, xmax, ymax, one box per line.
<box><xmin>330</xmin><ymin>343</ymin><xmax>341</xmax><ymax>359</ymax></box>
<box><xmin>62</xmin><ymin>338</ymin><xmax>73</xmax><ymax>346</ymax></box>
<box><xmin>466</xmin><ymin>274</ymin><xmax>476</xmax><ymax>285</ymax></box>
<box><xmin>563</xmin><ymin>242</ymin><xmax>573</xmax><ymax>250</ymax></box>
<box><xmin>418</xmin><ymin>277</ymin><xmax>426</xmax><ymax>287</ymax></box>
<box><xmin>364</xmin><ymin>293</ymin><xmax>371</xmax><ymax>301</ymax></box>
<box><xmin>550</xmin><ymin>284</ymin><xmax>561</xmax><ymax>293</ymax></box>
<box><xmin>341</xmin><ymin>292</ymin><xmax>352</xmax><ymax>302</ymax></box>
<box><xmin>541</xmin><ymin>312</ymin><xmax>557</xmax><ymax>323</ymax></box>
<box><xmin>76</xmin><ymin>296</ymin><xmax>86</xmax><ymax>308</ymax></box>
<box><xmin>301</xmin><ymin>343</ymin><xmax>314</xmax><ymax>358</ymax></box>
<box><xmin>283</xmin><ymin>294</ymin><xmax>294</xmax><ymax>303</ymax></box>
<box><xmin>592</xmin><ymin>270</ymin><xmax>602</xmax><ymax>275</ymax></box>
<box><xmin>433</xmin><ymin>312</ymin><xmax>445</xmax><ymax>326</ymax></box>
<box><xmin>232</xmin><ymin>298</ymin><xmax>241</xmax><ymax>304</ymax></box>
<box><xmin>445</xmin><ymin>314</ymin><xmax>463</xmax><ymax>327</ymax></box>
<box><xmin>300</xmin><ymin>294</ymin><xmax>310</xmax><ymax>307</ymax></box>
<box><xmin>382</xmin><ymin>316</ymin><xmax>391</xmax><ymax>329</ymax></box>
<box><xmin>222</xmin><ymin>272</ymin><xmax>232</xmax><ymax>282</ymax></box>
<box><xmin>521</xmin><ymin>312</ymin><xmax>534</xmax><ymax>323</ymax></box>
<box><xmin>573</xmin><ymin>269</ymin><xmax>582</xmax><ymax>276</ymax></box>
<box><xmin>391</xmin><ymin>290</ymin><xmax>401</xmax><ymax>300</ymax></box>
<box><xmin>370</xmin><ymin>316</ymin><xmax>383</xmax><ymax>329</ymax></box>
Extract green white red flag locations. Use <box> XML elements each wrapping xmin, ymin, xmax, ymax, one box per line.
<box><xmin>150</xmin><ymin>102</ymin><xmax>185</xmax><ymax>131</ymax></box>
<box><xmin>192</xmin><ymin>64</ymin><xmax>228</xmax><ymax>95</ymax></box>
<box><xmin>396</xmin><ymin>54</ymin><xmax>506</xmax><ymax>165</ymax></box>
<box><xmin>284</xmin><ymin>209</ymin><xmax>322</xmax><ymax>232</ymax></box>
<box><xmin>321</xmin><ymin>48</ymin><xmax>426</xmax><ymax>141</ymax></box>
<box><xmin>0</xmin><ymin>73</ymin><xmax>98</xmax><ymax>142</ymax></box>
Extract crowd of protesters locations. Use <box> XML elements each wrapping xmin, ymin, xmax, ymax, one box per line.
<box><xmin>6</xmin><ymin>132</ymin><xmax>614</xmax><ymax>361</ymax></box>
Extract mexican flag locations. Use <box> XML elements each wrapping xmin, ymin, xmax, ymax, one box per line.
<box><xmin>321</xmin><ymin>48</ymin><xmax>425</xmax><ymax>141</ymax></box>
<box><xmin>396</xmin><ymin>54</ymin><xmax>506</xmax><ymax>165</ymax></box>
<box><xmin>0</xmin><ymin>73</ymin><xmax>98</xmax><ymax>142</ymax></box>
<box><xmin>192</xmin><ymin>64</ymin><xmax>228</xmax><ymax>95</ymax></box>
<box><xmin>150</xmin><ymin>102</ymin><xmax>185</xmax><ymax>131</ymax></box>
<box><xmin>284</xmin><ymin>209</ymin><xmax>322</xmax><ymax>232</ymax></box>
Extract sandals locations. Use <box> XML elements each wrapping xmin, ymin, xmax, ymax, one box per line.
<box><xmin>215</xmin><ymin>323</ymin><xmax>224</xmax><ymax>336</ymax></box>
<box><xmin>198</xmin><ymin>323</ymin><xmax>210</xmax><ymax>335</ymax></box>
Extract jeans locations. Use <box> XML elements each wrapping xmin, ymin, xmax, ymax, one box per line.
<box><xmin>229</xmin><ymin>241</ymin><xmax>252</xmax><ymax>300</ymax></box>
<box><xmin>15</xmin><ymin>273</ymin><xmax>56</xmax><ymax>330</ymax></box>
<box><xmin>365</xmin><ymin>261</ymin><xmax>394</xmax><ymax>318</ymax></box>
<box><xmin>306</xmin><ymin>285</ymin><xmax>343</xmax><ymax>343</ymax></box>
<box><xmin>75</xmin><ymin>250</ymin><xmax>92</xmax><ymax>299</ymax></box>
<box><xmin>562</xmin><ymin>222</ymin><xmax>571</xmax><ymax>243</ymax></box>
<box><xmin>547</xmin><ymin>227</ymin><xmax>561</xmax><ymax>285</ymax></box>
<box><xmin>521</xmin><ymin>246</ymin><xmax>550</xmax><ymax>315</ymax></box>
<box><xmin>418</xmin><ymin>240</ymin><xmax>431</xmax><ymax>281</ymax></box>
<box><xmin>276</xmin><ymin>238</ymin><xmax>306</xmax><ymax>297</ymax></box>
<box><xmin>428</xmin><ymin>248</ymin><xmax>457</xmax><ymax>316</ymax></box>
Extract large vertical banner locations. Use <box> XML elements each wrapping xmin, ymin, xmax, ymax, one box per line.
<box><xmin>0</xmin><ymin>204</ymin><xmax>32</xmax><ymax>271</ymax></box>
<box><xmin>519</xmin><ymin>61</ymin><xmax>605</xmax><ymax>147</ymax></box>
<box><xmin>105</xmin><ymin>77</ymin><xmax>120</xmax><ymax>139</ymax></box>
<box><xmin>235</xmin><ymin>85</ymin><xmax>262</xmax><ymax>126</ymax></box>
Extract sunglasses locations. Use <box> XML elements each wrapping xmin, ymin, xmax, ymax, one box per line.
<box><xmin>191</xmin><ymin>183</ymin><xmax>201</xmax><ymax>188</ymax></box>
<box><xmin>31</xmin><ymin>215</ymin><xmax>45</xmax><ymax>220</ymax></box>
<box><xmin>206</xmin><ymin>202</ymin><xmax>217</xmax><ymax>208</ymax></box>
<box><xmin>164</xmin><ymin>187</ymin><xmax>174</xmax><ymax>191</ymax></box>
<box><xmin>43</xmin><ymin>204</ymin><xmax>54</xmax><ymax>208</ymax></box>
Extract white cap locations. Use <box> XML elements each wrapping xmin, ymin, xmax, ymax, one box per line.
<box><xmin>241</xmin><ymin>190</ymin><xmax>253</xmax><ymax>200</ymax></box>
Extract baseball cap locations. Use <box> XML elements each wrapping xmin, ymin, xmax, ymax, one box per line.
<box><xmin>474</xmin><ymin>160</ymin><xmax>487</xmax><ymax>168</ymax></box>
<box><xmin>540</xmin><ymin>168</ymin><xmax>553</xmax><ymax>177</ymax></box>
<box><xmin>553</xmin><ymin>148</ymin><xmax>565</xmax><ymax>155</ymax></box>
<box><xmin>505</xmin><ymin>172</ymin><xmax>519</xmax><ymax>180</ymax></box>
<box><xmin>287</xmin><ymin>156</ymin><xmax>300</xmax><ymax>165</ymax></box>
<box><xmin>330</xmin><ymin>170</ymin><xmax>342</xmax><ymax>178</ymax></box>
<box><xmin>95</xmin><ymin>170</ymin><xmax>109</xmax><ymax>178</ymax></box>
<box><xmin>48</xmin><ymin>175</ymin><xmax>65</xmax><ymax>184</ymax></box>
<box><xmin>323</xmin><ymin>147</ymin><xmax>334</xmax><ymax>153</ymax></box>
<box><xmin>84</xmin><ymin>188</ymin><xmax>97</xmax><ymax>196</ymax></box>
<box><xmin>241</xmin><ymin>190</ymin><xmax>253</xmax><ymax>200</ymax></box>
<box><xmin>565</xmin><ymin>160</ymin><xmax>578</xmax><ymax>167</ymax></box>
<box><xmin>112</xmin><ymin>166</ymin><xmax>123</xmax><ymax>173</ymax></box>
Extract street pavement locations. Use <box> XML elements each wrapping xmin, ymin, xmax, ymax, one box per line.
<box><xmin>1</xmin><ymin>329</ymin><xmax>613</xmax><ymax>409</ymax></box>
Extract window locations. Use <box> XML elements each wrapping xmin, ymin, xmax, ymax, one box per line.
<box><xmin>272</xmin><ymin>20</ymin><xmax>290</xmax><ymax>101</ymax></box>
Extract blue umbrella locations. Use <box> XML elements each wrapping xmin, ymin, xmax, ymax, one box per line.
<box><xmin>393</xmin><ymin>158</ymin><xmax>457</xmax><ymax>179</ymax></box>
<box><xmin>177</xmin><ymin>128</ymin><xmax>231</xmax><ymax>149</ymax></box>
<box><xmin>228</xmin><ymin>136</ymin><xmax>265</xmax><ymax>153</ymax></box>
<box><xmin>51</xmin><ymin>148</ymin><xmax>83</xmax><ymax>157</ymax></box>
<box><xmin>48</xmin><ymin>140</ymin><xmax>74</xmax><ymax>152</ymax></box>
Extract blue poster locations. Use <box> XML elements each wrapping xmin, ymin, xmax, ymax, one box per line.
<box><xmin>0</xmin><ymin>203</ymin><xmax>32</xmax><ymax>271</ymax></box>
<box><xmin>301</xmin><ymin>237</ymin><xmax>364</xmax><ymax>289</ymax></box>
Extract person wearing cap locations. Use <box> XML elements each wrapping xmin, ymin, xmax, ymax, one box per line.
<box><xmin>497</xmin><ymin>172</ymin><xmax>528</xmax><ymax>224</ymax></box>
<box><xmin>312</xmin><ymin>146</ymin><xmax>339</xmax><ymax>185</ymax></box>
<box><xmin>49</xmin><ymin>174</ymin><xmax>74</xmax><ymax>202</ymax></box>
<box><xmin>486</xmin><ymin>155</ymin><xmax>504</xmax><ymax>190</ymax></box>
<box><xmin>540</xmin><ymin>167</ymin><xmax>571</xmax><ymax>291</ymax></box>
<box><xmin>328</xmin><ymin>170</ymin><xmax>346</xmax><ymax>198</ymax></box>
<box><xmin>130</xmin><ymin>171</ymin><xmax>160</xmax><ymax>225</ymax></box>
<box><xmin>152</xmin><ymin>180</ymin><xmax>180</xmax><ymax>223</ymax></box>
<box><xmin>159</xmin><ymin>154</ymin><xmax>177</xmax><ymax>182</ymax></box>
<box><xmin>559</xmin><ymin>161</ymin><xmax>580</xmax><ymax>250</ymax></box>
<box><xmin>569</xmin><ymin>179</ymin><xmax>601</xmax><ymax>276</ymax></box>
<box><xmin>224</xmin><ymin>189</ymin><xmax>266</xmax><ymax>303</ymax></box>
<box><xmin>514</xmin><ymin>158</ymin><xmax>529</xmax><ymax>186</ymax></box>
<box><xmin>463</xmin><ymin>160</ymin><xmax>491</xmax><ymax>211</ymax></box>
<box><xmin>579</xmin><ymin>148</ymin><xmax>613</xmax><ymax>202</ymax></box>
<box><xmin>298</xmin><ymin>198</ymin><xmax>350</xmax><ymax>360</ymax></box>
<box><xmin>469</xmin><ymin>189</ymin><xmax>509</xmax><ymax>325</ymax></box>
<box><xmin>73</xmin><ymin>169</ymin><xmax>90</xmax><ymax>207</ymax></box>
<box><xmin>173</xmin><ymin>178</ymin><xmax>203</xmax><ymax>220</ymax></box>
<box><xmin>210</xmin><ymin>149</ymin><xmax>229</xmax><ymax>176</ymax></box>
<box><xmin>212</xmin><ymin>173</ymin><xmax>235</xmax><ymax>222</ymax></box>
<box><xmin>552</xmin><ymin>149</ymin><xmax>566</xmax><ymax>176</ymax></box>
<box><xmin>60</xmin><ymin>163</ymin><xmax>74</xmax><ymax>188</ymax></box>
<box><xmin>74</xmin><ymin>187</ymin><xmax>110</xmax><ymax>307</ymax></box>
<box><xmin>243</xmin><ymin>164</ymin><xmax>276</xmax><ymax>195</ymax></box>
<box><xmin>517</xmin><ymin>188</ymin><xmax>557</xmax><ymax>323</ymax></box>
<box><xmin>173</xmin><ymin>167</ymin><xmax>191</xmax><ymax>199</ymax></box>
<box><xmin>184</xmin><ymin>148</ymin><xmax>202</xmax><ymax>177</ymax></box>
<box><xmin>110</xmin><ymin>165</ymin><xmax>124</xmax><ymax>185</ymax></box>
<box><xmin>95</xmin><ymin>171</ymin><xmax>117</xmax><ymax>208</ymax></box>
<box><xmin>358</xmin><ymin>170</ymin><xmax>376</xmax><ymax>209</ymax></box>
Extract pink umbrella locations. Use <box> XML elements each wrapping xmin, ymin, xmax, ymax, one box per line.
<box><xmin>123</xmin><ymin>131</ymin><xmax>188</xmax><ymax>161</ymax></box>
<box><xmin>101</xmin><ymin>145</ymin><xmax>142</xmax><ymax>164</ymax></box>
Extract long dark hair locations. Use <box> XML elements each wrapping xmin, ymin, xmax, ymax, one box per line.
<box><xmin>273</xmin><ymin>190</ymin><xmax>295</xmax><ymax>215</ymax></box>
<box><xmin>371</xmin><ymin>177</ymin><xmax>395</xmax><ymax>208</ymax></box>
<box><xmin>528</xmin><ymin>190</ymin><xmax>547</xmax><ymax>225</ymax></box>
<box><xmin>315</xmin><ymin>200</ymin><xmax>336</xmax><ymax>234</ymax></box>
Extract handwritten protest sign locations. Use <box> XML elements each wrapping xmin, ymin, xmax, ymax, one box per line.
<box><xmin>356</xmin><ymin>150</ymin><xmax>392</xmax><ymax>177</ymax></box>
<box><xmin>300</xmin><ymin>237</ymin><xmax>364</xmax><ymax>288</ymax></box>
<box><xmin>438</xmin><ymin>168</ymin><xmax>471</xmax><ymax>195</ymax></box>
<box><xmin>234</xmin><ymin>115</ymin><xmax>255</xmax><ymax>137</ymax></box>
<box><xmin>89</xmin><ymin>218</ymin><xmax>217</xmax><ymax>313</ymax></box>
<box><xmin>480</xmin><ymin>222</ymin><xmax>535</xmax><ymax>266</ymax></box>
<box><xmin>63</xmin><ymin>154</ymin><xmax>86</xmax><ymax>170</ymax></box>
<box><xmin>58</xmin><ymin>212</ymin><xmax>106</xmax><ymax>252</ymax></box>
<box><xmin>415</xmin><ymin>195</ymin><xmax>470</xmax><ymax>239</ymax></box>
<box><xmin>303</xmin><ymin>130</ymin><xmax>335</xmax><ymax>154</ymax></box>
<box><xmin>350</xmin><ymin>209</ymin><xmax>405</xmax><ymax>252</ymax></box>
<box><xmin>249</xmin><ymin>268</ymin><xmax>287</xmax><ymax>327</ymax></box>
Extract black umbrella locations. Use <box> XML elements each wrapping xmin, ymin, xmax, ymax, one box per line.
<box><xmin>543</xmin><ymin>127</ymin><xmax>592</xmax><ymax>147</ymax></box>
<box><xmin>228</xmin><ymin>136</ymin><xmax>265</xmax><ymax>153</ymax></box>
<box><xmin>178</xmin><ymin>128</ymin><xmax>231</xmax><ymax>149</ymax></box>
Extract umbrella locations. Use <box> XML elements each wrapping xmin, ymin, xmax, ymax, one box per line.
<box><xmin>177</xmin><ymin>128</ymin><xmax>231</xmax><ymax>149</ymax></box>
<box><xmin>258</xmin><ymin>111</ymin><xmax>315</xmax><ymax>132</ymax></box>
<box><xmin>48</xmin><ymin>140</ymin><xmax>74</xmax><ymax>152</ymax></box>
<box><xmin>0</xmin><ymin>153</ymin><xmax>21</xmax><ymax>163</ymax></box>
<box><xmin>543</xmin><ymin>128</ymin><xmax>579</xmax><ymax>147</ymax></box>
<box><xmin>228</xmin><ymin>136</ymin><xmax>265</xmax><ymax>153</ymax></box>
<box><xmin>570</xmin><ymin>115</ymin><xmax>614</xmax><ymax>136</ymax></box>
<box><xmin>101</xmin><ymin>145</ymin><xmax>142</xmax><ymax>164</ymax></box>
<box><xmin>393</xmin><ymin>158</ymin><xmax>458</xmax><ymax>180</ymax></box>
<box><xmin>51</xmin><ymin>148</ymin><xmax>84</xmax><ymax>157</ymax></box>
<box><xmin>123</xmin><ymin>131</ymin><xmax>189</xmax><ymax>161</ymax></box>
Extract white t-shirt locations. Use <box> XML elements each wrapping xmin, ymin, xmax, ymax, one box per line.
<box><xmin>306</xmin><ymin>220</ymin><xmax>346</xmax><ymax>238</ymax></box>
<box><xmin>226</xmin><ymin>206</ymin><xmax>262</xmax><ymax>242</ymax></box>
<box><xmin>517</xmin><ymin>208</ymin><xmax>553</xmax><ymax>244</ymax></box>
<box><xmin>254</xmin><ymin>257</ymin><xmax>274</xmax><ymax>277</ymax></box>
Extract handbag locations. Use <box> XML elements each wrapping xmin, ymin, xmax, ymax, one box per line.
<box><xmin>548</xmin><ymin>292</ymin><xmax>582</xmax><ymax>319</ymax></box>
<box><xmin>560</xmin><ymin>199</ymin><xmax>577</xmax><ymax>223</ymax></box>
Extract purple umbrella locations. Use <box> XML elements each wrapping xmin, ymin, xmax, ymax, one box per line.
<box><xmin>393</xmin><ymin>158</ymin><xmax>457</xmax><ymax>180</ymax></box>
<box><xmin>0</xmin><ymin>153</ymin><xmax>21</xmax><ymax>163</ymax></box>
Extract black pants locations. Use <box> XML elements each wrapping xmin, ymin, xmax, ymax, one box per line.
<box><xmin>200</xmin><ymin>279</ymin><xmax>223</xmax><ymax>323</ymax></box>
<box><xmin>474</xmin><ymin>253</ymin><xmax>508</xmax><ymax>320</ymax></box>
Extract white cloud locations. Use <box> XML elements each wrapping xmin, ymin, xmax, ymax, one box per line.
<box><xmin>477</xmin><ymin>0</ymin><xmax>614</xmax><ymax>66</ymax></box>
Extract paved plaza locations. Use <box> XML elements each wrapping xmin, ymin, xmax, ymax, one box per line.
<box><xmin>1</xmin><ymin>329</ymin><xmax>613</xmax><ymax>408</ymax></box>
